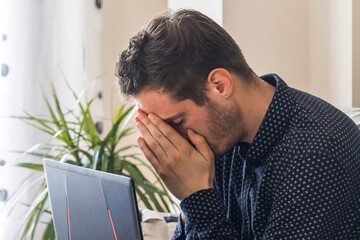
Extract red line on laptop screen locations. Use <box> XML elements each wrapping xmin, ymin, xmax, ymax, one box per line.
<box><xmin>108</xmin><ymin>209</ymin><xmax>118</xmax><ymax>240</ymax></box>
<box><xmin>66</xmin><ymin>196</ymin><xmax>71</xmax><ymax>240</ymax></box>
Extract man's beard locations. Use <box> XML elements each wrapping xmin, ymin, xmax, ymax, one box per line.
<box><xmin>205</xmin><ymin>100</ymin><xmax>244</xmax><ymax>157</ymax></box>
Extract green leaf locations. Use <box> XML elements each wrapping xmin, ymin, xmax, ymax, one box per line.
<box><xmin>101</xmin><ymin>153</ymin><xmax>108</xmax><ymax>172</ymax></box>
<box><xmin>159</xmin><ymin>194</ymin><xmax>171</xmax><ymax>213</ymax></box>
<box><xmin>7</xmin><ymin>150</ymin><xmax>56</xmax><ymax>160</ymax></box>
<box><xmin>18</xmin><ymin>188</ymin><xmax>48</xmax><ymax>239</ymax></box>
<box><xmin>42</xmin><ymin>90</ymin><xmax>62</xmax><ymax>131</ymax></box>
<box><xmin>20</xmin><ymin>207</ymin><xmax>36</xmax><ymax>240</ymax></box>
<box><xmin>121</xmin><ymin>161</ymin><xmax>145</xmax><ymax>183</ymax></box>
<box><xmin>31</xmin><ymin>193</ymin><xmax>48</xmax><ymax>239</ymax></box>
<box><xmin>135</xmin><ymin>187</ymin><xmax>153</xmax><ymax>210</ymax></box>
<box><xmin>16</xmin><ymin>163</ymin><xmax>44</xmax><ymax>171</ymax></box>
<box><xmin>4</xmin><ymin>174</ymin><xmax>43</xmax><ymax>207</ymax></box>
<box><xmin>121</xmin><ymin>162</ymin><xmax>167</xmax><ymax>212</ymax></box>
<box><xmin>50</xmin><ymin>83</ymin><xmax>80</xmax><ymax>163</ymax></box>
<box><xmin>127</xmin><ymin>155</ymin><xmax>178</xmax><ymax>210</ymax></box>
<box><xmin>22</xmin><ymin>120</ymin><xmax>55</xmax><ymax>136</ymax></box>
<box><xmin>78</xmin><ymin>149</ymin><xmax>93</xmax><ymax>162</ymax></box>
<box><xmin>80</xmin><ymin>99</ymin><xmax>99</xmax><ymax>146</ymax></box>
<box><xmin>92</xmin><ymin>145</ymin><xmax>101</xmax><ymax>169</ymax></box>
<box><xmin>146</xmin><ymin>191</ymin><xmax>164</xmax><ymax>212</ymax></box>
<box><xmin>114</xmin><ymin>144</ymin><xmax>137</xmax><ymax>155</ymax></box>
<box><xmin>8</xmin><ymin>116</ymin><xmax>70</xmax><ymax>126</ymax></box>
<box><xmin>137</xmin><ymin>182</ymin><xmax>166</xmax><ymax>195</ymax></box>
<box><xmin>114</xmin><ymin>105</ymin><xmax>125</xmax><ymax>123</ymax></box>
<box><xmin>52</xmin><ymin>128</ymin><xmax>66</xmax><ymax>141</ymax></box>
<box><xmin>101</xmin><ymin>105</ymin><xmax>135</xmax><ymax>148</ymax></box>
<box><xmin>60</xmin><ymin>66</ymin><xmax>79</xmax><ymax>102</ymax></box>
<box><xmin>117</xmin><ymin>106</ymin><xmax>137</xmax><ymax>136</ymax></box>
<box><xmin>117</xmin><ymin>127</ymin><xmax>135</xmax><ymax>142</ymax></box>
<box><xmin>59</xmin><ymin>148</ymin><xmax>80</xmax><ymax>164</ymax></box>
<box><xmin>42</xmin><ymin>219</ymin><xmax>55</xmax><ymax>240</ymax></box>
<box><xmin>21</xmin><ymin>110</ymin><xmax>55</xmax><ymax>133</ymax></box>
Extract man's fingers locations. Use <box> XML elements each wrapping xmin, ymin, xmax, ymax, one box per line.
<box><xmin>137</xmin><ymin>137</ymin><xmax>161</xmax><ymax>172</ymax></box>
<box><xmin>187</xmin><ymin>129</ymin><xmax>215</xmax><ymax>187</ymax></box>
<box><xmin>138</xmin><ymin>113</ymin><xmax>177</xmax><ymax>152</ymax></box>
<box><xmin>187</xmin><ymin>129</ymin><xmax>213</xmax><ymax>160</ymax></box>
<box><xmin>136</xmin><ymin>119</ymin><xmax>167</xmax><ymax>160</ymax></box>
<box><xmin>147</xmin><ymin>113</ymin><xmax>189</xmax><ymax>148</ymax></box>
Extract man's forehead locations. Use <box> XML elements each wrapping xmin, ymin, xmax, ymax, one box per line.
<box><xmin>135</xmin><ymin>89</ymin><xmax>181</xmax><ymax>118</ymax></box>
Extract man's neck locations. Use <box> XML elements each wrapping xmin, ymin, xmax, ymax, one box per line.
<box><xmin>237</xmin><ymin>76</ymin><xmax>276</xmax><ymax>143</ymax></box>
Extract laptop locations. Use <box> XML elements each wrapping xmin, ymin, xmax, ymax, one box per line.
<box><xmin>43</xmin><ymin>158</ymin><xmax>143</xmax><ymax>240</ymax></box>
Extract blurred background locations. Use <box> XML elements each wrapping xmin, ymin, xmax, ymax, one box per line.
<box><xmin>0</xmin><ymin>0</ymin><xmax>359</xmax><ymax>239</ymax></box>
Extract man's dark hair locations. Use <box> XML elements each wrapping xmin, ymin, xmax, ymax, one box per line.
<box><xmin>116</xmin><ymin>9</ymin><xmax>254</xmax><ymax>106</ymax></box>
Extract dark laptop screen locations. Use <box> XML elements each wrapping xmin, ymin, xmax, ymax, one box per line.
<box><xmin>43</xmin><ymin>159</ymin><xmax>143</xmax><ymax>240</ymax></box>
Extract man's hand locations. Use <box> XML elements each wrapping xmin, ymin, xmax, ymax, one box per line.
<box><xmin>135</xmin><ymin>110</ymin><xmax>215</xmax><ymax>201</ymax></box>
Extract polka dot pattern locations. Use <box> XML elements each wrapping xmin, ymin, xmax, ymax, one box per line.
<box><xmin>172</xmin><ymin>74</ymin><xmax>360</xmax><ymax>239</ymax></box>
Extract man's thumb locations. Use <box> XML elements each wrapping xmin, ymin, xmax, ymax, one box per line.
<box><xmin>187</xmin><ymin>129</ymin><xmax>213</xmax><ymax>160</ymax></box>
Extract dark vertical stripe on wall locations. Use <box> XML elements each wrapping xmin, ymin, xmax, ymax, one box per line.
<box><xmin>95</xmin><ymin>0</ymin><xmax>102</xmax><ymax>9</ymax></box>
<box><xmin>1</xmin><ymin>33</ymin><xmax>9</xmax><ymax>77</ymax></box>
<box><xmin>1</xmin><ymin>64</ymin><xmax>9</xmax><ymax>77</ymax></box>
<box><xmin>0</xmin><ymin>189</ymin><xmax>8</xmax><ymax>202</ymax></box>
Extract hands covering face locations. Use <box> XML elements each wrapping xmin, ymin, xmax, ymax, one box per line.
<box><xmin>135</xmin><ymin>109</ymin><xmax>215</xmax><ymax>200</ymax></box>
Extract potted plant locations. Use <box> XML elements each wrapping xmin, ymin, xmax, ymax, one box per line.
<box><xmin>4</xmin><ymin>80</ymin><xmax>178</xmax><ymax>239</ymax></box>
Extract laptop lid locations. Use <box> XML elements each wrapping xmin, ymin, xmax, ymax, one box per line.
<box><xmin>43</xmin><ymin>158</ymin><xmax>143</xmax><ymax>240</ymax></box>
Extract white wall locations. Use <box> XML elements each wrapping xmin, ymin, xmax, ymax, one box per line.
<box><xmin>310</xmin><ymin>0</ymin><xmax>352</xmax><ymax>108</ymax></box>
<box><xmin>0</xmin><ymin>1</ymin><xmax>54</xmax><ymax>239</ymax></box>
<box><xmin>224</xmin><ymin>0</ymin><xmax>354</xmax><ymax>108</ymax></box>
<box><xmin>100</xmin><ymin>0</ymin><xmax>167</xmax><ymax>118</ymax></box>
<box><xmin>168</xmin><ymin>0</ymin><xmax>223</xmax><ymax>26</ymax></box>
<box><xmin>224</xmin><ymin>0</ymin><xmax>311</xmax><ymax>93</ymax></box>
<box><xmin>0</xmin><ymin>0</ymin><xmax>107</xmax><ymax>239</ymax></box>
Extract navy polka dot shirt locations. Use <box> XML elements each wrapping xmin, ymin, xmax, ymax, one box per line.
<box><xmin>172</xmin><ymin>74</ymin><xmax>360</xmax><ymax>239</ymax></box>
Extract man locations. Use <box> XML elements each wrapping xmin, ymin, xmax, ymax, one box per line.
<box><xmin>116</xmin><ymin>9</ymin><xmax>360</xmax><ymax>239</ymax></box>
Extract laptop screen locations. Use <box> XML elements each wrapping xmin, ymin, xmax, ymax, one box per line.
<box><xmin>43</xmin><ymin>159</ymin><xmax>143</xmax><ymax>240</ymax></box>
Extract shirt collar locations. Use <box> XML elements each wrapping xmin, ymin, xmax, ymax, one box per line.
<box><xmin>243</xmin><ymin>73</ymin><xmax>295</xmax><ymax>168</ymax></box>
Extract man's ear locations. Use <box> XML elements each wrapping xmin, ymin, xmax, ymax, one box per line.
<box><xmin>207</xmin><ymin>68</ymin><xmax>233</xmax><ymax>99</ymax></box>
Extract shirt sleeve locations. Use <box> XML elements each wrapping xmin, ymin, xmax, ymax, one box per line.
<box><xmin>171</xmin><ymin>214</ymin><xmax>185</xmax><ymax>240</ymax></box>
<box><xmin>171</xmin><ymin>188</ymin><xmax>241</xmax><ymax>240</ymax></box>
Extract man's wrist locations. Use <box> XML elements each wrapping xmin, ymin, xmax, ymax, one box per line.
<box><xmin>181</xmin><ymin>186</ymin><xmax>214</xmax><ymax>201</ymax></box>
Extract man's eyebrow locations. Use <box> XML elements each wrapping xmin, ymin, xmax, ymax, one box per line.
<box><xmin>163</xmin><ymin>113</ymin><xmax>183</xmax><ymax>123</ymax></box>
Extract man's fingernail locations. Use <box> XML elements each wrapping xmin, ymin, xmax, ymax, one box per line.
<box><xmin>139</xmin><ymin>113</ymin><xmax>146</xmax><ymax>119</ymax></box>
<box><xmin>148</xmin><ymin>114</ymin><xmax>155</xmax><ymax>120</ymax></box>
<box><xmin>137</xmin><ymin>122</ymin><xmax>143</xmax><ymax>127</ymax></box>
